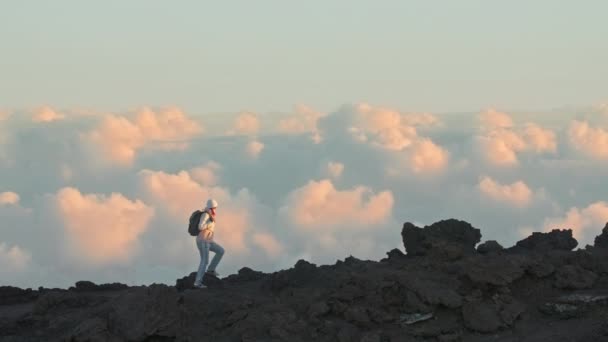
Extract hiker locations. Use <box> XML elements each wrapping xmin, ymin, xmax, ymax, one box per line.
<box><xmin>193</xmin><ymin>198</ymin><xmax>225</xmax><ymax>289</ymax></box>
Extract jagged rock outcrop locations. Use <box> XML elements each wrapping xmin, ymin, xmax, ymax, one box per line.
<box><xmin>511</xmin><ymin>229</ymin><xmax>578</xmax><ymax>252</ymax></box>
<box><xmin>401</xmin><ymin>219</ymin><xmax>482</xmax><ymax>259</ymax></box>
<box><xmin>477</xmin><ymin>240</ymin><xmax>504</xmax><ymax>254</ymax></box>
<box><xmin>594</xmin><ymin>222</ymin><xmax>608</xmax><ymax>249</ymax></box>
<box><xmin>2</xmin><ymin>219</ymin><xmax>608</xmax><ymax>342</ymax></box>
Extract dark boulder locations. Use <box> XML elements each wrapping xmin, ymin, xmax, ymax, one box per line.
<box><xmin>511</xmin><ymin>229</ymin><xmax>577</xmax><ymax>252</ymax></box>
<box><xmin>0</xmin><ymin>286</ymin><xmax>38</xmax><ymax>305</ymax></box>
<box><xmin>477</xmin><ymin>240</ymin><xmax>504</xmax><ymax>255</ymax></box>
<box><xmin>402</xmin><ymin>219</ymin><xmax>482</xmax><ymax>259</ymax></box>
<box><xmin>594</xmin><ymin>222</ymin><xmax>608</xmax><ymax>249</ymax></box>
<box><xmin>71</xmin><ymin>281</ymin><xmax>128</xmax><ymax>292</ymax></box>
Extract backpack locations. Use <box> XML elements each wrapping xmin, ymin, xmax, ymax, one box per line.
<box><xmin>188</xmin><ymin>210</ymin><xmax>204</xmax><ymax>236</ymax></box>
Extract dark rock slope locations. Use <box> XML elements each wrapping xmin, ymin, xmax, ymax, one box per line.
<box><xmin>2</xmin><ymin>219</ymin><xmax>608</xmax><ymax>342</ymax></box>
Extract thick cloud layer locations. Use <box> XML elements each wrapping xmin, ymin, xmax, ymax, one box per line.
<box><xmin>0</xmin><ymin>103</ymin><xmax>606</xmax><ymax>287</ymax></box>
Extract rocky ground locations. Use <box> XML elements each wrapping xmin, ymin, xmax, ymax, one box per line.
<box><xmin>2</xmin><ymin>219</ymin><xmax>608</xmax><ymax>342</ymax></box>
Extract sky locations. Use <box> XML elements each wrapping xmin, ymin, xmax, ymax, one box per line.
<box><xmin>1</xmin><ymin>1</ymin><xmax>608</xmax><ymax>288</ymax></box>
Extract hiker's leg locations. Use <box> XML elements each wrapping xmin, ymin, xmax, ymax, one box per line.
<box><xmin>207</xmin><ymin>241</ymin><xmax>225</xmax><ymax>272</ymax></box>
<box><xmin>194</xmin><ymin>239</ymin><xmax>210</xmax><ymax>285</ymax></box>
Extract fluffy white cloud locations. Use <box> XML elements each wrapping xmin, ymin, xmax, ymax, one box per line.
<box><xmin>352</xmin><ymin>103</ymin><xmax>424</xmax><ymax>151</ymax></box>
<box><xmin>55</xmin><ymin>187</ymin><xmax>155</xmax><ymax>265</ymax></box>
<box><xmin>480</xmin><ymin>109</ymin><xmax>514</xmax><ymax>130</ymax></box>
<box><xmin>325</xmin><ymin>161</ymin><xmax>344</xmax><ymax>179</ymax></box>
<box><xmin>542</xmin><ymin>201</ymin><xmax>608</xmax><ymax>244</ymax></box>
<box><xmin>409</xmin><ymin>138</ymin><xmax>449</xmax><ymax>173</ymax></box>
<box><xmin>246</xmin><ymin>140</ymin><xmax>265</xmax><ymax>158</ymax></box>
<box><xmin>478</xmin><ymin>110</ymin><xmax>557</xmax><ymax>166</ymax></box>
<box><xmin>524</xmin><ymin>123</ymin><xmax>557</xmax><ymax>153</ymax></box>
<box><xmin>478</xmin><ymin>176</ymin><xmax>533</xmax><ymax>207</ymax></box>
<box><xmin>0</xmin><ymin>243</ymin><xmax>31</xmax><ymax>272</ymax></box>
<box><xmin>568</xmin><ymin>120</ymin><xmax>608</xmax><ymax>160</ymax></box>
<box><xmin>189</xmin><ymin>161</ymin><xmax>221</xmax><ymax>186</ymax></box>
<box><xmin>87</xmin><ymin>107</ymin><xmax>202</xmax><ymax>165</ymax></box>
<box><xmin>0</xmin><ymin>191</ymin><xmax>20</xmax><ymax>205</ymax></box>
<box><xmin>32</xmin><ymin>107</ymin><xmax>65</xmax><ymax>123</ymax></box>
<box><xmin>228</xmin><ymin>112</ymin><xmax>260</xmax><ymax>135</ymax></box>
<box><xmin>252</xmin><ymin>232</ymin><xmax>284</xmax><ymax>258</ymax></box>
<box><xmin>324</xmin><ymin>103</ymin><xmax>449</xmax><ymax>173</ymax></box>
<box><xmin>280</xmin><ymin>179</ymin><xmax>394</xmax><ymax>229</ymax></box>
<box><xmin>277</xmin><ymin>105</ymin><xmax>325</xmax><ymax>135</ymax></box>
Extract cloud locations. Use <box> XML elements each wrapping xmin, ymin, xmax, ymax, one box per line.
<box><xmin>0</xmin><ymin>109</ymin><xmax>10</xmax><ymax>121</ymax></box>
<box><xmin>568</xmin><ymin>120</ymin><xmax>608</xmax><ymax>160</ymax></box>
<box><xmin>480</xmin><ymin>109</ymin><xmax>514</xmax><ymax>130</ymax></box>
<box><xmin>0</xmin><ymin>243</ymin><xmax>31</xmax><ymax>272</ymax></box>
<box><xmin>279</xmin><ymin>179</ymin><xmax>394</xmax><ymax>229</ymax></box>
<box><xmin>55</xmin><ymin>187</ymin><xmax>155</xmax><ymax>265</ymax></box>
<box><xmin>409</xmin><ymin>138</ymin><xmax>449</xmax><ymax>173</ymax></box>
<box><xmin>542</xmin><ymin>201</ymin><xmax>608</xmax><ymax>244</ymax></box>
<box><xmin>325</xmin><ymin>161</ymin><xmax>344</xmax><ymax>179</ymax></box>
<box><xmin>478</xmin><ymin>176</ymin><xmax>533</xmax><ymax>208</ymax></box>
<box><xmin>352</xmin><ymin>103</ymin><xmax>425</xmax><ymax>151</ymax></box>
<box><xmin>319</xmin><ymin>103</ymin><xmax>449</xmax><ymax>174</ymax></box>
<box><xmin>477</xmin><ymin>110</ymin><xmax>557</xmax><ymax>166</ymax></box>
<box><xmin>32</xmin><ymin>107</ymin><xmax>65</xmax><ymax>123</ymax></box>
<box><xmin>523</xmin><ymin>123</ymin><xmax>557</xmax><ymax>153</ymax></box>
<box><xmin>246</xmin><ymin>140</ymin><xmax>265</xmax><ymax>159</ymax></box>
<box><xmin>479</xmin><ymin>129</ymin><xmax>527</xmax><ymax>166</ymax></box>
<box><xmin>278</xmin><ymin>105</ymin><xmax>325</xmax><ymax>134</ymax></box>
<box><xmin>228</xmin><ymin>112</ymin><xmax>260</xmax><ymax>135</ymax></box>
<box><xmin>87</xmin><ymin>107</ymin><xmax>202</xmax><ymax>165</ymax></box>
<box><xmin>189</xmin><ymin>161</ymin><xmax>222</xmax><ymax>186</ymax></box>
<box><xmin>0</xmin><ymin>191</ymin><xmax>20</xmax><ymax>205</ymax></box>
<box><xmin>252</xmin><ymin>232</ymin><xmax>284</xmax><ymax>258</ymax></box>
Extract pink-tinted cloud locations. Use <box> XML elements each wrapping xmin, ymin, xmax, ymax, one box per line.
<box><xmin>280</xmin><ymin>179</ymin><xmax>394</xmax><ymax>229</ymax></box>
<box><xmin>0</xmin><ymin>191</ymin><xmax>20</xmax><ymax>206</ymax></box>
<box><xmin>32</xmin><ymin>107</ymin><xmax>65</xmax><ymax>123</ymax></box>
<box><xmin>252</xmin><ymin>232</ymin><xmax>284</xmax><ymax>257</ymax></box>
<box><xmin>189</xmin><ymin>161</ymin><xmax>222</xmax><ymax>186</ymax></box>
<box><xmin>480</xmin><ymin>109</ymin><xmax>514</xmax><ymax>130</ymax></box>
<box><xmin>228</xmin><ymin>112</ymin><xmax>260</xmax><ymax>135</ymax></box>
<box><xmin>478</xmin><ymin>110</ymin><xmax>556</xmax><ymax>166</ymax></box>
<box><xmin>353</xmin><ymin>103</ymin><xmax>426</xmax><ymax>151</ymax></box>
<box><xmin>325</xmin><ymin>161</ymin><xmax>344</xmax><ymax>179</ymax></box>
<box><xmin>246</xmin><ymin>140</ymin><xmax>265</xmax><ymax>158</ymax></box>
<box><xmin>55</xmin><ymin>187</ymin><xmax>154</xmax><ymax>265</ymax></box>
<box><xmin>87</xmin><ymin>107</ymin><xmax>202</xmax><ymax>165</ymax></box>
<box><xmin>0</xmin><ymin>109</ymin><xmax>10</xmax><ymax>121</ymax></box>
<box><xmin>0</xmin><ymin>243</ymin><xmax>31</xmax><ymax>272</ymax></box>
<box><xmin>337</xmin><ymin>104</ymin><xmax>449</xmax><ymax>173</ymax></box>
<box><xmin>479</xmin><ymin>129</ymin><xmax>527</xmax><ymax>166</ymax></box>
<box><xmin>568</xmin><ymin>120</ymin><xmax>608</xmax><ymax>160</ymax></box>
<box><xmin>277</xmin><ymin>105</ymin><xmax>325</xmax><ymax>135</ymax></box>
<box><xmin>524</xmin><ymin>123</ymin><xmax>557</xmax><ymax>153</ymax></box>
<box><xmin>409</xmin><ymin>138</ymin><xmax>449</xmax><ymax>173</ymax></box>
<box><xmin>478</xmin><ymin>176</ymin><xmax>533</xmax><ymax>207</ymax></box>
<box><xmin>542</xmin><ymin>201</ymin><xmax>608</xmax><ymax>243</ymax></box>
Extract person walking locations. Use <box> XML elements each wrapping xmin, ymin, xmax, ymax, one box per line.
<box><xmin>193</xmin><ymin>198</ymin><xmax>225</xmax><ymax>289</ymax></box>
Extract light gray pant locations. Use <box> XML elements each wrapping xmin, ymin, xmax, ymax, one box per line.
<box><xmin>194</xmin><ymin>237</ymin><xmax>225</xmax><ymax>285</ymax></box>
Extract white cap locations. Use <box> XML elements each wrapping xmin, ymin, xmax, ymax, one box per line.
<box><xmin>206</xmin><ymin>198</ymin><xmax>218</xmax><ymax>209</ymax></box>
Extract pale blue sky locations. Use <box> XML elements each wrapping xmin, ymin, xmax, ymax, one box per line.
<box><xmin>1</xmin><ymin>0</ymin><xmax>607</xmax><ymax>114</ymax></box>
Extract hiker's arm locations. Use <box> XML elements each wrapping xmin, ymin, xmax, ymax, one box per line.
<box><xmin>198</xmin><ymin>212</ymin><xmax>215</xmax><ymax>231</ymax></box>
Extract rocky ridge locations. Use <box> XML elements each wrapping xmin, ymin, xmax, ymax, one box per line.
<box><xmin>2</xmin><ymin>218</ymin><xmax>608</xmax><ymax>341</ymax></box>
